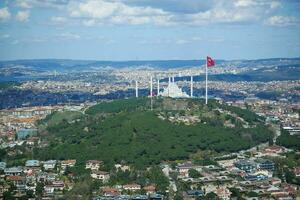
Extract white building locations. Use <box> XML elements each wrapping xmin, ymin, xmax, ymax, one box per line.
<box><xmin>160</xmin><ymin>78</ymin><xmax>189</xmax><ymax>98</ymax></box>
<box><xmin>86</xmin><ymin>160</ymin><xmax>102</xmax><ymax>170</ymax></box>
<box><xmin>43</xmin><ymin>160</ymin><xmax>57</xmax><ymax>171</ymax></box>
<box><xmin>91</xmin><ymin>170</ymin><xmax>110</xmax><ymax>182</ymax></box>
<box><xmin>123</xmin><ymin>183</ymin><xmax>141</xmax><ymax>191</ymax></box>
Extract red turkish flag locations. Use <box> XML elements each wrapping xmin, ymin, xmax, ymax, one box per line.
<box><xmin>207</xmin><ymin>56</ymin><xmax>215</xmax><ymax>67</ymax></box>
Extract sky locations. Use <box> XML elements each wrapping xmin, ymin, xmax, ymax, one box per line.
<box><xmin>0</xmin><ymin>0</ymin><xmax>300</xmax><ymax>61</ymax></box>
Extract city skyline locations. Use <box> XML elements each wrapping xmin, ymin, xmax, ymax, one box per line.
<box><xmin>0</xmin><ymin>0</ymin><xmax>300</xmax><ymax>61</ymax></box>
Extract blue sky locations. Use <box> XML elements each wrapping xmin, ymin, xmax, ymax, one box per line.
<box><xmin>0</xmin><ymin>0</ymin><xmax>300</xmax><ymax>61</ymax></box>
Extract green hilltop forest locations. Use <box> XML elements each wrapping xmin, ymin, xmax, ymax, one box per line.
<box><xmin>276</xmin><ymin>128</ymin><xmax>300</xmax><ymax>151</ymax></box>
<box><xmin>35</xmin><ymin>98</ymin><xmax>273</xmax><ymax>168</ymax></box>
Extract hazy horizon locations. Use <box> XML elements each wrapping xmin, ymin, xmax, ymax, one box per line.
<box><xmin>1</xmin><ymin>56</ymin><xmax>300</xmax><ymax>62</ymax></box>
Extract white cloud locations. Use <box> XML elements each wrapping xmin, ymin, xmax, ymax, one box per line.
<box><xmin>183</xmin><ymin>0</ymin><xmax>283</xmax><ymax>25</ymax></box>
<box><xmin>270</xmin><ymin>1</ymin><xmax>281</xmax><ymax>9</ymax></box>
<box><xmin>11</xmin><ymin>40</ymin><xmax>19</xmax><ymax>45</ymax></box>
<box><xmin>0</xmin><ymin>7</ymin><xmax>11</xmax><ymax>22</ymax></box>
<box><xmin>15</xmin><ymin>0</ymin><xmax>32</xmax><ymax>9</ymax></box>
<box><xmin>234</xmin><ymin>0</ymin><xmax>281</xmax><ymax>9</ymax></box>
<box><xmin>265</xmin><ymin>15</ymin><xmax>298</xmax><ymax>27</ymax></box>
<box><xmin>186</xmin><ymin>8</ymin><xmax>257</xmax><ymax>25</ymax></box>
<box><xmin>58</xmin><ymin>32</ymin><xmax>80</xmax><ymax>40</ymax></box>
<box><xmin>31</xmin><ymin>38</ymin><xmax>47</xmax><ymax>43</ymax></box>
<box><xmin>68</xmin><ymin>0</ymin><xmax>172</xmax><ymax>26</ymax></box>
<box><xmin>51</xmin><ymin>16</ymin><xmax>67</xmax><ymax>23</ymax></box>
<box><xmin>14</xmin><ymin>0</ymin><xmax>69</xmax><ymax>9</ymax></box>
<box><xmin>176</xmin><ymin>39</ymin><xmax>189</xmax><ymax>45</ymax></box>
<box><xmin>0</xmin><ymin>34</ymin><xmax>10</xmax><ymax>39</ymax></box>
<box><xmin>234</xmin><ymin>0</ymin><xmax>258</xmax><ymax>7</ymax></box>
<box><xmin>16</xmin><ymin>10</ymin><xmax>30</xmax><ymax>22</ymax></box>
<box><xmin>35</xmin><ymin>0</ymin><xmax>288</xmax><ymax>27</ymax></box>
<box><xmin>83</xmin><ymin>19</ymin><xmax>96</xmax><ymax>26</ymax></box>
<box><xmin>174</xmin><ymin>36</ymin><xmax>223</xmax><ymax>45</ymax></box>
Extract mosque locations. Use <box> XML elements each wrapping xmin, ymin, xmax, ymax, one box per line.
<box><xmin>135</xmin><ymin>76</ymin><xmax>193</xmax><ymax>99</ymax></box>
<box><xmin>159</xmin><ymin>77</ymin><xmax>190</xmax><ymax>98</ymax></box>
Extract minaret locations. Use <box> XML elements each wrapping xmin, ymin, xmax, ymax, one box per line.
<box><xmin>190</xmin><ymin>76</ymin><xmax>193</xmax><ymax>98</ymax></box>
<box><xmin>168</xmin><ymin>77</ymin><xmax>171</xmax><ymax>96</ymax></box>
<box><xmin>157</xmin><ymin>79</ymin><xmax>160</xmax><ymax>96</ymax></box>
<box><xmin>150</xmin><ymin>76</ymin><xmax>153</xmax><ymax>110</ymax></box>
<box><xmin>135</xmin><ymin>80</ymin><xmax>138</xmax><ymax>98</ymax></box>
<box><xmin>150</xmin><ymin>76</ymin><xmax>153</xmax><ymax>97</ymax></box>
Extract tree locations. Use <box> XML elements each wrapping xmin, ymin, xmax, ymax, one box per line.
<box><xmin>0</xmin><ymin>149</ymin><xmax>6</xmax><ymax>160</ymax></box>
<box><xmin>90</xmin><ymin>180</ymin><xmax>103</xmax><ymax>193</ymax></box>
<box><xmin>201</xmin><ymin>192</ymin><xmax>220</xmax><ymax>200</ymax></box>
<box><xmin>26</xmin><ymin>190</ymin><xmax>34</xmax><ymax>198</ymax></box>
<box><xmin>64</xmin><ymin>179</ymin><xmax>92</xmax><ymax>200</ymax></box>
<box><xmin>269</xmin><ymin>136</ymin><xmax>274</xmax><ymax>146</ymax></box>
<box><xmin>36</xmin><ymin>182</ymin><xmax>44</xmax><ymax>197</ymax></box>
<box><xmin>247</xmin><ymin>191</ymin><xmax>258</xmax><ymax>197</ymax></box>
<box><xmin>229</xmin><ymin>187</ymin><xmax>243</xmax><ymax>199</ymax></box>
<box><xmin>276</xmin><ymin>131</ymin><xmax>300</xmax><ymax>151</ymax></box>
<box><xmin>169</xmin><ymin>171</ymin><xmax>178</xmax><ymax>181</ymax></box>
<box><xmin>3</xmin><ymin>183</ymin><xmax>16</xmax><ymax>200</ymax></box>
<box><xmin>147</xmin><ymin>166</ymin><xmax>169</xmax><ymax>193</ymax></box>
<box><xmin>284</xmin><ymin>168</ymin><xmax>296</xmax><ymax>184</ymax></box>
<box><xmin>188</xmin><ymin>169</ymin><xmax>201</xmax><ymax>178</ymax></box>
<box><xmin>35</xmin><ymin>98</ymin><xmax>272</xmax><ymax>168</ymax></box>
<box><xmin>174</xmin><ymin>192</ymin><xmax>184</xmax><ymax>200</ymax></box>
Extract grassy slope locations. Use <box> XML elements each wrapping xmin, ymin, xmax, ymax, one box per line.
<box><xmin>39</xmin><ymin>111</ymin><xmax>83</xmax><ymax>126</ymax></box>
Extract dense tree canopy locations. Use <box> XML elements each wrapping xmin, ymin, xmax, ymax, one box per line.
<box><xmin>276</xmin><ymin>130</ymin><xmax>300</xmax><ymax>151</ymax></box>
<box><xmin>35</xmin><ymin>98</ymin><xmax>273</xmax><ymax>168</ymax></box>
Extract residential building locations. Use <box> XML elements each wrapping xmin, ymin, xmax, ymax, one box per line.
<box><xmin>4</xmin><ymin>166</ymin><xmax>22</xmax><ymax>176</ymax></box>
<box><xmin>256</xmin><ymin>158</ymin><xmax>275</xmax><ymax>171</ymax></box>
<box><xmin>0</xmin><ymin>162</ymin><xmax>6</xmax><ymax>170</ymax></box>
<box><xmin>86</xmin><ymin>160</ymin><xmax>102</xmax><ymax>170</ymax></box>
<box><xmin>234</xmin><ymin>160</ymin><xmax>257</xmax><ymax>173</ymax></box>
<box><xmin>61</xmin><ymin>160</ymin><xmax>76</xmax><ymax>168</ymax></box>
<box><xmin>90</xmin><ymin>170</ymin><xmax>110</xmax><ymax>182</ymax></box>
<box><xmin>25</xmin><ymin>160</ymin><xmax>40</xmax><ymax>168</ymax></box>
<box><xmin>215</xmin><ymin>187</ymin><xmax>232</xmax><ymax>200</ymax></box>
<box><xmin>43</xmin><ymin>160</ymin><xmax>57</xmax><ymax>171</ymax></box>
<box><xmin>123</xmin><ymin>183</ymin><xmax>141</xmax><ymax>191</ymax></box>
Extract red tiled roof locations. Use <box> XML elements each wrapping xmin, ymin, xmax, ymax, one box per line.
<box><xmin>61</xmin><ymin>160</ymin><xmax>76</xmax><ymax>165</ymax></box>
<box><xmin>86</xmin><ymin>160</ymin><xmax>102</xmax><ymax>164</ymax></box>
<box><xmin>123</xmin><ymin>183</ymin><xmax>141</xmax><ymax>189</ymax></box>
<box><xmin>143</xmin><ymin>185</ymin><xmax>156</xmax><ymax>192</ymax></box>
<box><xmin>102</xmin><ymin>187</ymin><xmax>118</xmax><ymax>193</ymax></box>
<box><xmin>293</xmin><ymin>166</ymin><xmax>300</xmax><ymax>174</ymax></box>
<box><xmin>6</xmin><ymin>175</ymin><xmax>24</xmax><ymax>181</ymax></box>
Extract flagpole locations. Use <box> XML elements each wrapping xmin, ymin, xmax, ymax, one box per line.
<box><xmin>205</xmin><ymin>57</ymin><xmax>208</xmax><ymax>105</ymax></box>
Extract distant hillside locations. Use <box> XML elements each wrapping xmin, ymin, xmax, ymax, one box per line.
<box><xmin>173</xmin><ymin>64</ymin><xmax>300</xmax><ymax>82</ymax></box>
<box><xmin>0</xmin><ymin>81</ymin><xmax>20</xmax><ymax>90</ymax></box>
<box><xmin>35</xmin><ymin>98</ymin><xmax>273</xmax><ymax>168</ymax></box>
<box><xmin>1</xmin><ymin>58</ymin><xmax>300</xmax><ymax>82</ymax></box>
<box><xmin>0</xmin><ymin>59</ymin><xmax>213</xmax><ymax>72</ymax></box>
<box><xmin>1</xmin><ymin>58</ymin><xmax>299</xmax><ymax>71</ymax></box>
